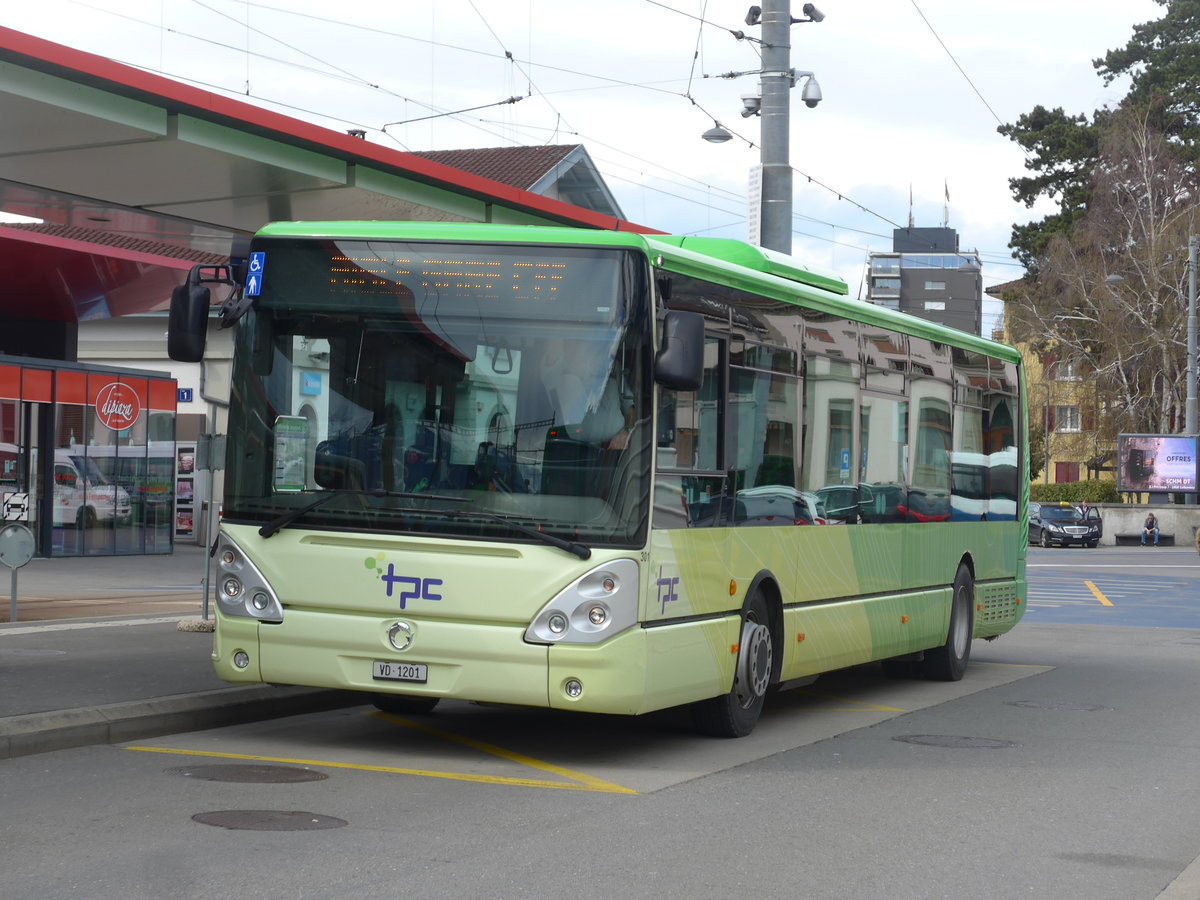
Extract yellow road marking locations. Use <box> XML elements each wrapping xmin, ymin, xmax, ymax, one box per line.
<box><xmin>792</xmin><ymin>691</ymin><xmax>906</xmax><ymax>712</ymax></box>
<box><xmin>126</xmin><ymin>744</ymin><xmax>637</xmax><ymax>793</ymax></box>
<box><xmin>368</xmin><ymin>711</ymin><xmax>637</xmax><ymax>794</ymax></box>
<box><xmin>1084</xmin><ymin>580</ymin><xmax>1114</xmax><ymax>606</ymax></box>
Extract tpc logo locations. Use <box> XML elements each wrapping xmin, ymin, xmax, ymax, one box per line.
<box><xmin>656</xmin><ymin>565</ymin><xmax>680</xmax><ymax>614</ymax></box>
<box><xmin>365</xmin><ymin>555</ymin><xmax>442</xmax><ymax>610</ymax></box>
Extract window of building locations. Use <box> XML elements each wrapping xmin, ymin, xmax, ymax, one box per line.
<box><xmin>1054</xmin><ymin>405</ymin><xmax>1080</xmax><ymax>432</ymax></box>
<box><xmin>924</xmin><ymin>281</ymin><xmax>946</xmax><ymax>291</ymax></box>
<box><xmin>1055</xmin><ymin>358</ymin><xmax>1079</xmax><ymax>381</ymax></box>
<box><xmin>1055</xmin><ymin>461</ymin><xmax>1080</xmax><ymax>482</ymax></box>
<box><xmin>924</xmin><ymin>301</ymin><xmax>946</xmax><ymax>311</ymax></box>
<box><xmin>872</xmin><ymin>277</ymin><xmax>900</xmax><ymax>295</ymax></box>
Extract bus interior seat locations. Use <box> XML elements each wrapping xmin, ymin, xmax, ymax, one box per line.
<box><xmin>542</xmin><ymin>429</ymin><xmax>602</xmax><ymax>495</ymax></box>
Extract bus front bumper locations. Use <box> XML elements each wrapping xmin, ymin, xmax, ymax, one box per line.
<box><xmin>211</xmin><ymin>608</ymin><xmax>661</xmax><ymax>716</ymax></box>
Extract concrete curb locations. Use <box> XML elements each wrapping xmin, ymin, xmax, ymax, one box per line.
<box><xmin>0</xmin><ymin>686</ymin><xmax>370</xmax><ymax>760</ymax></box>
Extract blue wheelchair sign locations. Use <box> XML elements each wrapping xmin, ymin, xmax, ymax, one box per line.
<box><xmin>245</xmin><ymin>251</ymin><xmax>266</xmax><ymax>297</ymax></box>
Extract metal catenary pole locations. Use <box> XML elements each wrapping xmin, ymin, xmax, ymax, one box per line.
<box><xmin>759</xmin><ymin>0</ymin><xmax>793</xmax><ymax>255</ymax></box>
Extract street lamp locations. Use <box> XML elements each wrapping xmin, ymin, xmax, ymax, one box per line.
<box><xmin>1044</xmin><ymin>382</ymin><xmax>1052</xmax><ymax>485</ymax></box>
<box><xmin>702</xmin><ymin>123</ymin><xmax>733</xmax><ymax>143</ymax></box>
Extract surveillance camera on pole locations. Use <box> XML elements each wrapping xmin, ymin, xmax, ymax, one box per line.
<box><xmin>800</xmin><ymin>75</ymin><xmax>822</xmax><ymax>108</ymax></box>
<box><xmin>800</xmin><ymin>3</ymin><xmax>824</xmax><ymax>22</ymax></box>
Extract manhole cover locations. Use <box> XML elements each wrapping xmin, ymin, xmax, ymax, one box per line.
<box><xmin>0</xmin><ymin>648</ymin><xmax>67</xmax><ymax>656</ymax></box>
<box><xmin>192</xmin><ymin>810</ymin><xmax>348</xmax><ymax>831</ymax></box>
<box><xmin>1006</xmin><ymin>700</ymin><xmax>1110</xmax><ymax>712</ymax></box>
<box><xmin>169</xmin><ymin>764</ymin><xmax>328</xmax><ymax>783</ymax></box>
<box><xmin>893</xmin><ymin>734</ymin><xmax>1017</xmax><ymax>749</ymax></box>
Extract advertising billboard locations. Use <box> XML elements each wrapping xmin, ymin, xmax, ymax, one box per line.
<box><xmin>1117</xmin><ymin>434</ymin><xmax>1199</xmax><ymax>493</ymax></box>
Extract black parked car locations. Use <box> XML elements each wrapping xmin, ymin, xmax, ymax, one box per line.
<box><xmin>1028</xmin><ymin>501</ymin><xmax>1102</xmax><ymax>548</ymax></box>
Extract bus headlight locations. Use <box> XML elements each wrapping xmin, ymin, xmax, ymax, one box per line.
<box><xmin>524</xmin><ymin>559</ymin><xmax>639</xmax><ymax>645</ymax></box>
<box><xmin>214</xmin><ymin>534</ymin><xmax>284</xmax><ymax>623</ymax></box>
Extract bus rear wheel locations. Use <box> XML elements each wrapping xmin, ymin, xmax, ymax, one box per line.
<box><xmin>371</xmin><ymin>693</ymin><xmax>440</xmax><ymax>715</ymax></box>
<box><xmin>691</xmin><ymin>590</ymin><xmax>773</xmax><ymax>738</ymax></box>
<box><xmin>922</xmin><ymin>563</ymin><xmax>974</xmax><ymax>681</ymax></box>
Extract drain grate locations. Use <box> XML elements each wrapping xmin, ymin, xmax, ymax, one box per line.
<box><xmin>192</xmin><ymin>810</ymin><xmax>348</xmax><ymax>831</ymax></box>
<box><xmin>893</xmin><ymin>734</ymin><xmax>1017</xmax><ymax>749</ymax></box>
<box><xmin>1006</xmin><ymin>699</ymin><xmax>1110</xmax><ymax>712</ymax></box>
<box><xmin>169</xmin><ymin>764</ymin><xmax>327</xmax><ymax>783</ymax></box>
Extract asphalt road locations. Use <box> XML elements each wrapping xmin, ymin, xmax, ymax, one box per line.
<box><xmin>1026</xmin><ymin>544</ymin><xmax>1200</xmax><ymax>627</ymax></box>
<box><xmin>2</xmin><ymin>543</ymin><xmax>1199</xmax><ymax>899</ymax></box>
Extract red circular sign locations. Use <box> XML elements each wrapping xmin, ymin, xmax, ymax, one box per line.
<box><xmin>95</xmin><ymin>382</ymin><xmax>141</xmax><ymax>431</ymax></box>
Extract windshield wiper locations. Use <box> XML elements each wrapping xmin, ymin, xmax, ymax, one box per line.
<box><xmin>258</xmin><ymin>490</ymin><xmax>465</xmax><ymax>538</ymax></box>
<box><xmin>447</xmin><ymin>509</ymin><xmax>591</xmax><ymax>560</ymax></box>
<box><xmin>379</xmin><ymin>504</ymin><xmax>591</xmax><ymax>560</ymax></box>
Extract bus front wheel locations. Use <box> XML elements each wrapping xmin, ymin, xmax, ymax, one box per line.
<box><xmin>922</xmin><ymin>563</ymin><xmax>974</xmax><ymax>681</ymax></box>
<box><xmin>371</xmin><ymin>693</ymin><xmax>440</xmax><ymax>715</ymax></box>
<box><xmin>691</xmin><ymin>590</ymin><xmax>774</xmax><ymax>738</ymax></box>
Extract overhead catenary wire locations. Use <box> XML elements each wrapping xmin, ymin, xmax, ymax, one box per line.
<box><xmin>907</xmin><ymin>0</ymin><xmax>1007</xmax><ymax>130</ymax></box>
<box><xmin>37</xmin><ymin>0</ymin><xmax>1021</xmax><ymax>275</ymax></box>
<box><xmin>182</xmin><ymin>0</ymin><xmax>908</xmax><ymax>234</ymax></box>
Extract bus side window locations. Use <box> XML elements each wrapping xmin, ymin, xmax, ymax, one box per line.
<box><xmin>654</xmin><ymin>337</ymin><xmax>725</xmax><ymax>528</ymax></box>
<box><xmin>802</xmin><ymin>314</ymin><xmax>860</xmax><ymax>523</ymax></box>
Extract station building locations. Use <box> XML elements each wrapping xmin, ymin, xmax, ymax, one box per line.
<box><xmin>0</xmin><ymin>26</ymin><xmax>653</xmax><ymax>557</ymax></box>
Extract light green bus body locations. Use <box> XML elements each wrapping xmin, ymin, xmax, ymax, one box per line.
<box><xmin>204</xmin><ymin>222</ymin><xmax>1027</xmax><ymax>734</ymax></box>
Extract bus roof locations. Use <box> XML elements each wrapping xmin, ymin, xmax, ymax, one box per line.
<box><xmin>252</xmin><ymin>220</ymin><xmax>1020</xmax><ymax>364</ymax></box>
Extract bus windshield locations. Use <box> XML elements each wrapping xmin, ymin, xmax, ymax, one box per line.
<box><xmin>223</xmin><ymin>239</ymin><xmax>651</xmax><ymax>547</ymax></box>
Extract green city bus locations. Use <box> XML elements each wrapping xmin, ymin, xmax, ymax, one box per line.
<box><xmin>169</xmin><ymin>222</ymin><xmax>1028</xmax><ymax>737</ymax></box>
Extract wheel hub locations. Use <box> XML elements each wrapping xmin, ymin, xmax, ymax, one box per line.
<box><xmin>735</xmin><ymin>619</ymin><xmax>772</xmax><ymax>706</ymax></box>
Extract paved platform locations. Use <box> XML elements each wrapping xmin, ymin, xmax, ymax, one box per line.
<box><xmin>0</xmin><ymin>542</ymin><xmax>363</xmax><ymax>758</ymax></box>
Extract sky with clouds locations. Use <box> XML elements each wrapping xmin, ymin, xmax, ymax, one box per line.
<box><xmin>1</xmin><ymin>0</ymin><xmax>1169</xmax><ymax>331</ymax></box>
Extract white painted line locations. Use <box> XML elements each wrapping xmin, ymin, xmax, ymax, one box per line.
<box><xmin>1028</xmin><ymin>564</ymin><xmax>1200</xmax><ymax>569</ymax></box>
<box><xmin>0</xmin><ymin>616</ymin><xmax>184</xmax><ymax>636</ymax></box>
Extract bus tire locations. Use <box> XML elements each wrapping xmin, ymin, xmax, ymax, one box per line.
<box><xmin>922</xmin><ymin>563</ymin><xmax>974</xmax><ymax>681</ymax></box>
<box><xmin>371</xmin><ymin>693</ymin><xmax>440</xmax><ymax>715</ymax></box>
<box><xmin>76</xmin><ymin>507</ymin><xmax>96</xmax><ymax>530</ymax></box>
<box><xmin>691</xmin><ymin>590</ymin><xmax>773</xmax><ymax>738</ymax></box>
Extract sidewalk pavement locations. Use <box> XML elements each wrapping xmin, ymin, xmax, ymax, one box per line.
<box><xmin>0</xmin><ymin>542</ymin><xmax>363</xmax><ymax>759</ymax></box>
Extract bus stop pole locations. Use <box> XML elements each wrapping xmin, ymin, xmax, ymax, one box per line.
<box><xmin>0</xmin><ymin>522</ymin><xmax>36</xmax><ymax>624</ymax></box>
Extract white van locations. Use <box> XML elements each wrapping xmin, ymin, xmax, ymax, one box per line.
<box><xmin>53</xmin><ymin>452</ymin><xmax>132</xmax><ymax>527</ymax></box>
<box><xmin>0</xmin><ymin>444</ymin><xmax>131</xmax><ymax>528</ymax></box>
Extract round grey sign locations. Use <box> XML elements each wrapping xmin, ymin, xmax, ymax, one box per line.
<box><xmin>0</xmin><ymin>522</ymin><xmax>34</xmax><ymax>569</ymax></box>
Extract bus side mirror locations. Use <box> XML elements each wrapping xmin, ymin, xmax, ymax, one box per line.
<box><xmin>655</xmin><ymin>311</ymin><xmax>704</xmax><ymax>391</ymax></box>
<box><xmin>168</xmin><ymin>280</ymin><xmax>210</xmax><ymax>362</ymax></box>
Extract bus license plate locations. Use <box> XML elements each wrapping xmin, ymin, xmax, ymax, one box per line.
<box><xmin>372</xmin><ymin>661</ymin><xmax>428</xmax><ymax>683</ymax></box>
